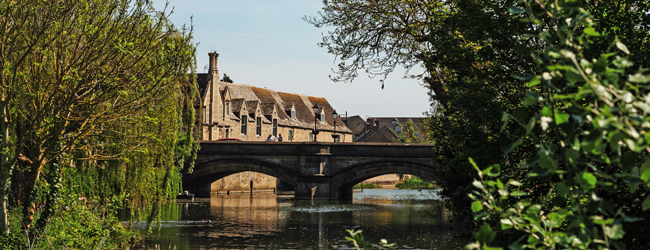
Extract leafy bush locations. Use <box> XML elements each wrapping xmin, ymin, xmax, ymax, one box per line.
<box><xmin>0</xmin><ymin>201</ymin><xmax>138</xmax><ymax>249</ymax></box>
<box><xmin>395</xmin><ymin>176</ymin><xmax>435</xmax><ymax>189</ymax></box>
<box><xmin>468</xmin><ymin>1</ymin><xmax>650</xmax><ymax>249</ymax></box>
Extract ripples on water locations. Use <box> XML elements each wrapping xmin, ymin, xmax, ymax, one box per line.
<box><xmin>124</xmin><ymin>189</ymin><xmax>464</xmax><ymax>250</ymax></box>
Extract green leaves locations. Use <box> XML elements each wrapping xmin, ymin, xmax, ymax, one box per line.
<box><xmin>475</xmin><ymin>223</ymin><xmax>496</xmax><ymax>245</ymax></box>
<box><xmin>603</xmin><ymin>224</ymin><xmax>625</xmax><ymax>240</ymax></box>
<box><xmin>578</xmin><ymin>172</ymin><xmax>597</xmax><ymax>190</ymax></box>
<box><xmin>583</xmin><ymin>27</ymin><xmax>600</xmax><ymax>37</ymax></box>
<box><xmin>466</xmin><ymin>1</ymin><xmax>650</xmax><ymax>249</ymax></box>
<box><xmin>344</xmin><ymin>230</ymin><xmax>396</xmax><ymax>250</ymax></box>
<box><xmin>643</xmin><ymin>197</ymin><xmax>650</xmax><ymax>211</ymax></box>
<box><xmin>471</xmin><ymin>201</ymin><xmax>483</xmax><ymax>213</ymax></box>
<box><xmin>507</xmin><ymin>6</ymin><xmax>525</xmax><ymax>14</ymax></box>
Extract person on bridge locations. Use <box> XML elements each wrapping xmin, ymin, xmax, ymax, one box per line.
<box><xmin>266</xmin><ymin>134</ymin><xmax>275</xmax><ymax>142</ymax></box>
<box><xmin>278</xmin><ymin>134</ymin><xmax>283</xmax><ymax>142</ymax></box>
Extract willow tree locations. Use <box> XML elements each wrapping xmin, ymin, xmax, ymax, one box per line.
<box><xmin>0</xmin><ymin>0</ymin><xmax>198</xmax><ymax>234</ymax></box>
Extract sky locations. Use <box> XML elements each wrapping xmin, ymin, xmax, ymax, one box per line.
<box><xmin>152</xmin><ymin>0</ymin><xmax>432</xmax><ymax>118</ymax></box>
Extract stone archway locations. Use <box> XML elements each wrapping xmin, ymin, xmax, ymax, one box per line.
<box><xmin>184</xmin><ymin>157</ymin><xmax>300</xmax><ymax>197</ymax></box>
<box><xmin>329</xmin><ymin>160</ymin><xmax>438</xmax><ymax>200</ymax></box>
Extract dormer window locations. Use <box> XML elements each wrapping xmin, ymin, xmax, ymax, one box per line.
<box><xmin>320</xmin><ymin>113</ymin><xmax>325</xmax><ymax>122</ymax></box>
<box><xmin>291</xmin><ymin>110</ymin><xmax>296</xmax><ymax>120</ymax></box>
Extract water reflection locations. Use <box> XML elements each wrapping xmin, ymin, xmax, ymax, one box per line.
<box><xmin>127</xmin><ymin>189</ymin><xmax>463</xmax><ymax>249</ymax></box>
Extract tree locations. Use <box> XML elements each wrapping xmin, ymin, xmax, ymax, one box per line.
<box><xmin>394</xmin><ymin>119</ymin><xmax>424</xmax><ymax>143</ymax></box>
<box><xmin>222</xmin><ymin>73</ymin><xmax>234</xmax><ymax>83</ymax></box>
<box><xmin>304</xmin><ymin>0</ymin><xmax>450</xmax><ymax>107</ymax></box>
<box><xmin>308</xmin><ymin>0</ymin><xmax>538</xmax><ymax>218</ymax></box>
<box><xmin>469</xmin><ymin>1</ymin><xmax>650</xmax><ymax>248</ymax></box>
<box><xmin>309</xmin><ymin>0</ymin><xmax>650</xmax><ymax>230</ymax></box>
<box><xmin>0</xmin><ymin>0</ymin><xmax>198</xmax><ymax>235</ymax></box>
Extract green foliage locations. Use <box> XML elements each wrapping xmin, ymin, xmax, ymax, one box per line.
<box><xmin>395</xmin><ymin>176</ymin><xmax>435</xmax><ymax>189</ymax></box>
<box><xmin>0</xmin><ymin>186</ymin><xmax>139</xmax><ymax>249</ymax></box>
<box><xmin>468</xmin><ymin>1</ymin><xmax>650</xmax><ymax>249</ymax></box>
<box><xmin>345</xmin><ymin>230</ymin><xmax>396</xmax><ymax>250</ymax></box>
<box><xmin>221</xmin><ymin>73</ymin><xmax>234</xmax><ymax>83</ymax></box>
<box><xmin>354</xmin><ymin>182</ymin><xmax>381</xmax><ymax>189</ymax></box>
<box><xmin>394</xmin><ymin>119</ymin><xmax>426</xmax><ymax>143</ymax></box>
<box><xmin>0</xmin><ymin>0</ymin><xmax>199</xmax><ymax>244</ymax></box>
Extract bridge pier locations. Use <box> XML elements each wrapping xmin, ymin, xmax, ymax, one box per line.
<box><xmin>186</xmin><ymin>182</ymin><xmax>212</xmax><ymax>197</ymax></box>
<box><xmin>295</xmin><ymin>176</ymin><xmax>334</xmax><ymax>200</ymax></box>
<box><xmin>276</xmin><ymin>180</ymin><xmax>294</xmax><ymax>192</ymax></box>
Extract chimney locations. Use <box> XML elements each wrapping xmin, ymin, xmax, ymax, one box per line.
<box><xmin>208</xmin><ymin>52</ymin><xmax>219</xmax><ymax>82</ymax></box>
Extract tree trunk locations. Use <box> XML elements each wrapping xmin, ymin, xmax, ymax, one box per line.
<box><xmin>0</xmin><ymin>100</ymin><xmax>10</xmax><ymax>234</ymax></box>
<box><xmin>426</xmin><ymin>76</ymin><xmax>449</xmax><ymax>110</ymax></box>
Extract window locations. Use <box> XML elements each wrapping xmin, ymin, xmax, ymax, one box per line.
<box><xmin>309</xmin><ymin>131</ymin><xmax>313</xmax><ymax>142</ymax></box>
<box><xmin>241</xmin><ymin>115</ymin><xmax>247</xmax><ymax>135</ymax></box>
<box><xmin>320</xmin><ymin>113</ymin><xmax>325</xmax><ymax>122</ymax></box>
<box><xmin>272</xmin><ymin>119</ymin><xmax>278</xmax><ymax>136</ymax></box>
<box><xmin>256</xmin><ymin>117</ymin><xmax>262</xmax><ymax>136</ymax></box>
<box><xmin>225</xmin><ymin>102</ymin><xmax>230</xmax><ymax>117</ymax></box>
<box><xmin>291</xmin><ymin>110</ymin><xmax>296</xmax><ymax>120</ymax></box>
<box><xmin>225</xmin><ymin>127</ymin><xmax>229</xmax><ymax>138</ymax></box>
<box><xmin>288</xmin><ymin>129</ymin><xmax>293</xmax><ymax>142</ymax></box>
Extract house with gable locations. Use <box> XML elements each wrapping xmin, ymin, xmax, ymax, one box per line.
<box><xmin>194</xmin><ymin>52</ymin><xmax>353</xmax><ymax>193</ymax></box>
<box><xmin>197</xmin><ymin>52</ymin><xmax>352</xmax><ymax>143</ymax></box>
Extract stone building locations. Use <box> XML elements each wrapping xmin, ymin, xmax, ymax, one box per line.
<box><xmin>196</xmin><ymin>52</ymin><xmax>352</xmax><ymax>192</ymax></box>
<box><xmin>342</xmin><ymin>116</ymin><xmax>426</xmax><ymax>142</ymax></box>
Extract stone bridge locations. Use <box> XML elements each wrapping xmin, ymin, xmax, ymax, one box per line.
<box><xmin>184</xmin><ymin>141</ymin><xmax>436</xmax><ymax>200</ymax></box>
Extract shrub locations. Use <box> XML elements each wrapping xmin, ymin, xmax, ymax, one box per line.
<box><xmin>468</xmin><ymin>1</ymin><xmax>650</xmax><ymax>249</ymax></box>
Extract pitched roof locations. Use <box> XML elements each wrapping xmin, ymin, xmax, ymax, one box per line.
<box><xmin>260</xmin><ymin>103</ymin><xmax>276</xmax><ymax>116</ymax></box>
<box><xmin>196</xmin><ymin>76</ymin><xmax>351</xmax><ymax>133</ymax></box>
<box><xmin>231</xmin><ymin>99</ymin><xmax>244</xmax><ymax>113</ymax></box>
<box><xmin>246</xmin><ymin>100</ymin><xmax>259</xmax><ymax>114</ymax></box>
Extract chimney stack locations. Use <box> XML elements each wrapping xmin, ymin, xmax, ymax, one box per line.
<box><xmin>208</xmin><ymin>52</ymin><xmax>219</xmax><ymax>81</ymax></box>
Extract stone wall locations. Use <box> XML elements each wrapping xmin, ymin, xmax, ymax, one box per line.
<box><xmin>210</xmin><ymin>171</ymin><xmax>277</xmax><ymax>192</ymax></box>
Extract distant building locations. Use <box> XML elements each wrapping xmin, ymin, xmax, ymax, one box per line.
<box><xmin>342</xmin><ymin>116</ymin><xmax>426</xmax><ymax>143</ymax></box>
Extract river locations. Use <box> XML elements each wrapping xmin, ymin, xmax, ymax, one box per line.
<box><xmin>126</xmin><ymin>189</ymin><xmax>465</xmax><ymax>249</ymax></box>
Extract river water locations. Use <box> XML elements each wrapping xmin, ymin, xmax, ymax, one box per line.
<box><xmin>127</xmin><ymin>189</ymin><xmax>465</xmax><ymax>249</ymax></box>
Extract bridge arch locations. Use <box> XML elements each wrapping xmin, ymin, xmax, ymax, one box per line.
<box><xmin>329</xmin><ymin>160</ymin><xmax>438</xmax><ymax>200</ymax></box>
<box><xmin>184</xmin><ymin>157</ymin><xmax>301</xmax><ymax>195</ymax></box>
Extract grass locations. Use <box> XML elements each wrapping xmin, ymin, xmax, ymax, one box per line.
<box><xmin>353</xmin><ymin>183</ymin><xmax>381</xmax><ymax>189</ymax></box>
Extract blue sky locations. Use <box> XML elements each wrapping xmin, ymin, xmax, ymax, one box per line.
<box><xmin>153</xmin><ymin>0</ymin><xmax>432</xmax><ymax>118</ymax></box>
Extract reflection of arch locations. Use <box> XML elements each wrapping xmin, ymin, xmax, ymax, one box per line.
<box><xmin>329</xmin><ymin>160</ymin><xmax>438</xmax><ymax>199</ymax></box>
<box><xmin>185</xmin><ymin>157</ymin><xmax>299</xmax><ymax>187</ymax></box>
